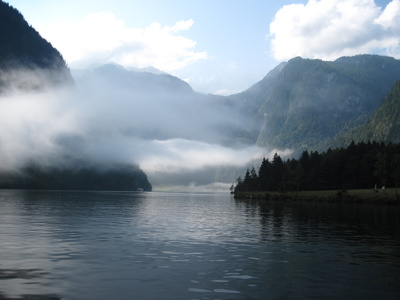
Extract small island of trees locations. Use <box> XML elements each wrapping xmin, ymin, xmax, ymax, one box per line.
<box><xmin>233</xmin><ymin>141</ymin><xmax>400</xmax><ymax>200</ymax></box>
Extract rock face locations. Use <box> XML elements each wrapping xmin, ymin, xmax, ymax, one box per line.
<box><xmin>0</xmin><ymin>1</ymin><xmax>73</xmax><ymax>92</ymax></box>
<box><xmin>230</xmin><ymin>55</ymin><xmax>400</xmax><ymax>155</ymax></box>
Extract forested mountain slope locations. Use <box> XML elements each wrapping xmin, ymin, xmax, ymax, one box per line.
<box><xmin>0</xmin><ymin>1</ymin><xmax>72</xmax><ymax>92</ymax></box>
<box><xmin>231</xmin><ymin>55</ymin><xmax>400</xmax><ymax>156</ymax></box>
<box><xmin>335</xmin><ymin>80</ymin><xmax>400</xmax><ymax>145</ymax></box>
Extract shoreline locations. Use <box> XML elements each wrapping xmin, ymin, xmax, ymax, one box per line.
<box><xmin>234</xmin><ymin>188</ymin><xmax>400</xmax><ymax>205</ymax></box>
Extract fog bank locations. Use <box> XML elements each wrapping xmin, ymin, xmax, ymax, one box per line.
<box><xmin>0</xmin><ymin>67</ymin><xmax>274</xmax><ymax>189</ymax></box>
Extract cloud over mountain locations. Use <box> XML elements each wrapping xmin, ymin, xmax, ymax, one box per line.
<box><xmin>0</xmin><ymin>63</ymin><xmax>267</xmax><ymax>188</ymax></box>
<box><xmin>269</xmin><ymin>0</ymin><xmax>400</xmax><ymax>61</ymax></box>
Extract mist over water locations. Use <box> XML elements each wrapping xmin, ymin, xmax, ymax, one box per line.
<box><xmin>0</xmin><ymin>67</ymin><xmax>277</xmax><ymax>188</ymax></box>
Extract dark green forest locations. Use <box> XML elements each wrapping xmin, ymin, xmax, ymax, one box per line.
<box><xmin>234</xmin><ymin>141</ymin><xmax>400</xmax><ymax>193</ymax></box>
<box><xmin>0</xmin><ymin>1</ymin><xmax>65</xmax><ymax>69</ymax></box>
<box><xmin>0</xmin><ymin>1</ymin><xmax>72</xmax><ymax>91</ymax></box>
<box><xmin>0</xmin><ymin>164</ymin><xmax>152</xmax><ymax>191</ymax></box>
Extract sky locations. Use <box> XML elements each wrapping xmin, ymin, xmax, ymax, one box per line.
<box><xmin>8</xmin><ymin>0</ymin><xmax>399</xmax><ymax>95</ymax></box>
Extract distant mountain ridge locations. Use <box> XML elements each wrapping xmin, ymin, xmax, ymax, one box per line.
<box><xmin>127</xmin><ymin>65</ymin><xmax>167</xmax><ymax>75</ymax></box>
<box><xmin>75</xmin><ymin>63</ymin><xmax>193</xmax><ymax>94</ymax></box>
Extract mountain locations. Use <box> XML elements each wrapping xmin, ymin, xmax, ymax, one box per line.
<box><xmin>0</xmin><ymin>1</ymin><xmax>72</xmax><ymax>92</ymax></box>
<box><xmin>227</xmin><ymin>62</ymin><xmax>287</xmax><ymax>145</ymax></box>
<box><xmin>334</xmin><ymin>79</ymin><xmax>400</xmax><ymax>145</ymax></box>
<box><xmin>127</xmin><ymin>65</ymin><xmax>167</xmax><ymax>75</ymax></box>
<box><xmin>231</xmin><ymin>55</ymin><xmax>400</xmax><ymax>155</ymax></box>
<box><xmin>71</xmin><ymin>63</ymin><xmax>257</xmax><ymax>186</ymax></box>
<box><xmin>75</xmin><ymin>63</ymin><xmax>193</xmax><ymax>94</ymax></box>
<box><xmin>73</xmin><ymin>63</ymin><xmax>247</xmax><ymax>146</ymax></box>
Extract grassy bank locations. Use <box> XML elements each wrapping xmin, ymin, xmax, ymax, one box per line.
<box><xmin>234</xmin><ymin>188</ymin><xmax>400</xmax><ymax>204</ymax></box>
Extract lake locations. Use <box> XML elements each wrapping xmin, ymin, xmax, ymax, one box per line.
<box><xmin>0</xmin><ymin>190</ymin><xmax>399</xmax><ymax>299</ymax></box>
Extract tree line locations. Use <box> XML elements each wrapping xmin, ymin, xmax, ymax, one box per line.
<box><xmin>234</xmin><ymin>141</ymin><xmax>400</xmax><ymax>193</ymax></box>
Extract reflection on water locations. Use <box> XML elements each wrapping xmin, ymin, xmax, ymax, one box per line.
<box><xmin>0</xmin><ymin>190</ymin><xmax>399</xmax><ymax>299</ymax></box>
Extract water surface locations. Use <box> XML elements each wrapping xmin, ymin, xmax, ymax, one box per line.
<box><xmin>0</xmin><ymin>190</ymin><xmax>399</xmax><ymax>299</ymax></box>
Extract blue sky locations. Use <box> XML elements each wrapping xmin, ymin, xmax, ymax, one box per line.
<box><xmin>9</xmin><ymin>0</ymin><xmax>398</xmax><ymax>95</ymax></box>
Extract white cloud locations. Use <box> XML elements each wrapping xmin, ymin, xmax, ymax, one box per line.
<box><xmin>269</xmin><ymin>0</ymin><xmax>400</xmax><ymax>61</ymax></box>
<box><xmin>38</xmin><ymin>13</ymin><xmax>208</xmax><ymax>71</ymax></box>
<box><xmin>375</xmin><ymin>0</ymin><xmax>400</xmax><ymax>29</ymax></box>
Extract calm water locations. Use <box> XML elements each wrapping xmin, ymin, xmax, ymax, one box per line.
<box><xmin>0</xmin><ymin>190</ymin><xmax>399</xmax><ymax>300</ymax></box>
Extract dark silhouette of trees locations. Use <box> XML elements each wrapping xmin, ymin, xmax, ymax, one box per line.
<box><xmin>271</xmin><ymin>153</ymin><xmax>285</xmax><ymax>191</ymax></box>
<box><xmin>258</xmin><ymin>158</ymin><xmax>272</xmax><ymax>191</ymax></box>
<box><xmin>0</xmin><ymin>164</ymin><xmax>152</xmax><ymax>191</ymax></box>
<box><xmin>234</xmin><ymin>141</ymin><xmax>400</xmax><ymax>193</ymax></box>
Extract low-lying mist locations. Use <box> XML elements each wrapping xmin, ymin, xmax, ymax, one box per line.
<box><xmin>0</xmin><ymin>66</ymin><xmax>287</xmax><ymax>190</ymax></box>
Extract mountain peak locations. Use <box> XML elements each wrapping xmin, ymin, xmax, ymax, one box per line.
<box><xmin>127</xmin><ymin>66</ymin><xmax>167</xmax><ymax>75</ymax></box>
<box><xmin>73</xmin><ymin>63</ymin><xmax>193</xmax><ymax>94</ymax></box>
